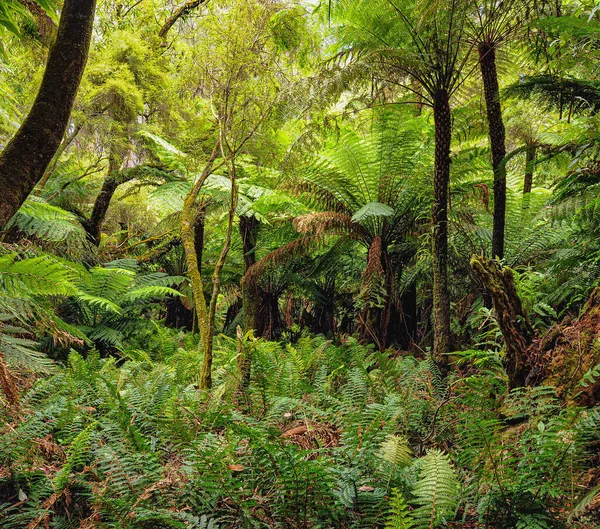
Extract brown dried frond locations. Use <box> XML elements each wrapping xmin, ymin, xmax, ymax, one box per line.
<box><xmin>217</xmin><ymin>285</ymin><xmax>242</xmax><ymax>312</ymax></box>
<box><xmin>280</xmin><ymin>420</ymin><xmax>341</xmax><ymax>453</ymax></box>
<box><xmin>0</xmin><ymin>354</ymin><xmax>19</xmax><ymax>406</ymax></box>
<box><xmin>293</xmin><ymin>212</ymin><xmax>356</xmax><ymax>237</ymax></box>
<box><xmin>244</xmin><ymin>235</ymin><xmax>324</xmax><ymax>283</ymax></box>
<box><xmin>34</xmin><ymin>434</ymin><xmax>66</xmax><ymax>461</ymax></box>
<box><xmin>38</xmin><ymin>318</ymin><xmax>85</xmax><ymax>349</ymax></box>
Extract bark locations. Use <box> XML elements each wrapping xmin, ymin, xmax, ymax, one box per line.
<box><xmin>19</xmin><ymin>0</ymin><xmax>56</xmax><ymax>46</ymax></box>
<box><xmin>470</xmin><ymin>255</ymin><xmax>533</xmax><ymax>389</ymax></box>
<box><xmin>239</xmin><ymin>215</ymin><xmax>259</xmax><ymax>270</ymax></box>
<box><xmin>34</xmin><ymin>123</ymin><xmax>84</xmax><ymax>196</ymax></box>
<box><xmin>390</xmin><ymin>284</ymin><xmax>417</xmax><ymax>350</ymax></box>
<box><xmin>479</xmin><ymin>43</ymin><xmax>507</xmax><ymax>260</ymax></box>
<box><xmin>84</xmin><ymin>155</ymin><xmax>121</xmax><ymax>244</ymax></box>
<box><xmin>256</xmin><ymin>291</ymin><xmax>284</xmax><ymax>340</ymax></box>
<box><xmin>0</xmin><ymin>0</ymin><xmax>96</xmax><ymax>230</ymax></box>
<box><xmin>358</xmin><ymin>236</ymin><xmax>394</xmax><ymax>351</ymax></box>
<box><xmin>158</xmin><ymin>0</ymin><xmax>207</xmax><ymax>39</ymax></box>
<box><xmin>194</xmin><ymin>203</ymin><xmax>207</xmax><ymax>266</ymax></box>
<box><xmin>181</xmin><ymin>147</ymin><xmax>219</xmax><ymax>390</ymax></box>
<box><xmin>199</xmin><ymin>156</ymin><xmax>238</xmax><ymax>389</ymax></box>
<box><xmin>239</xmin><ymin>215</ymin><xmax>260</xmax><ymax>334</ymax></box>
<box><xmin>523</xmin><ymin>142</ymin><xmax>536</xmax><ymax>195</ymax></box>
<box><xmin>432</xmin><ymin>89</ymin><xmax>452</xmax><ymax>372</ymax></box>
<box><xmin>241</xmin><ymin>274</ymin><xmax>259</xmax><ymax>335</ymax></box>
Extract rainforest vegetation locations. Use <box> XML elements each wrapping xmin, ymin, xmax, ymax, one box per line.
<box><xmin>2</xmin><ymin>0</ymin><xmax>600</xmax><ymax>527</ymax></box>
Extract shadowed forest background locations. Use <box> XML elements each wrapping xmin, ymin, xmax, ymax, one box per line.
<box><xmin>2</xmin><ymin>0</ymin><xmax>600</xmax><ymax>527</ymax></box>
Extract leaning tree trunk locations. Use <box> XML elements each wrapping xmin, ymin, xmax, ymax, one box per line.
<box><xmin>432</xmin><ymin>89</ymin><xmax>452</xmax><ymax>373</ymax></box>
<box><xmin>83</xmin><ymin>163</ymin><xmax>164</xmax><ymax>245</ymax></box>
<box><xmin>479</xmin><ymin>42</ymin><xmax>507</xmax><ymax>260</ymax></box>
<box><xmin>84</xmin><ymin>155</ymin><xmax>122</xmax><ymax>245</ymax></box>
<box><xmin>0</xmin><ymin>0</ymin><xmax>96</xmax><ymax>230</ymax></box>
<box><xmin>470</xmin><ymin>255</ymin><xmax>533</xmax><ymax>389</ymax></box>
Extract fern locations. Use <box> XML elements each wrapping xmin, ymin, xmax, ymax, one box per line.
<box><xmin>385</xmin><ymin>488</ymin><xmax>414</xmax><ymax>529</ymax></box>
<box><xmin>410</xmin><ymin>450</ymin><xmax>459</xmax><ymax>529</ymax></box>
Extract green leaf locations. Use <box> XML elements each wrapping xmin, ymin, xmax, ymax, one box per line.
<box><xmin>352</xmin><ymin>201</ymin><xmax>395</xmax><ymax>223</ymax></box>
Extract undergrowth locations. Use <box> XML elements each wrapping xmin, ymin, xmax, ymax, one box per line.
<box><xmin>1</xmin><ymin>334</ymin><xmax>599</xmax><ymax>528</ymax></box>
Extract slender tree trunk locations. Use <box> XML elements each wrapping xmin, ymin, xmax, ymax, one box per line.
<box><xmin>432</xmin><ymin>89</ymin><xmax>452</xmax><ymax>373</ymax></box>
<box><xmin>523</xmin><ymin>142</ymin><xmax>536</xmax><ymax>195</ymax></box>
<box><xmin>159</xmin><ymin>0</ymin><xmax>207</xmax><ymax>38</ymax></box>
<box><xmin>83</xmin><ymin>163</ymin><xmax>165</xmax><ymax>245</ymax></box>
<box><xmin>84</xmin><ymin>154</ymin><xmax>121</xmax><ymax>245</ymax></box>
<box><xmin>198</xmin><ymin>154</ymin><xmax>238</xmax><ymax>389</ymax></box>
<box><xmin>479</xmin><ymin>43</ymin><xmax>507</xmax><ymax>260</ymax></box>
<box><xmin>181</xmin><ymin>146</ymin><xmax>219</xmax><ymax>390</ymax></box>
<box><xmin>194</xmin><ymin>203</ymin><xmax>207</xmax><ymax>266</ymax></box>
<box><xmin>0</xmin><ymin>0</ymin><xmax>96</xmax><ymax>230</ymax></box>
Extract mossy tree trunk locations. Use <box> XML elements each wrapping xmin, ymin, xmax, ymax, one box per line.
<box><xmin>470</xmin><ymin>255</ymin><xmax>533</xmax><ymax>389</ymax></box>
<box><xmin>181</xmin><ymin>143</ymin><xmax>238</xmax><ymax>390</ymax></box>
<box><xmin>181</xmin><ymin>146</ymin><xmax>220</xmax><ymax>390</ymax></box>
<box><xmin>432</xmin><ymin>89</ymin><xmax>452</xmax><ymax>373</ymax></box>
<box><xmin>479</xmin><ymin>42</ymin><xmax>507</xmax><ymax>260</ymax></box>
<box><xmin>0</xmin><ymin>0</ymin><xmax>96</xmax><ymax>230</ymax></box>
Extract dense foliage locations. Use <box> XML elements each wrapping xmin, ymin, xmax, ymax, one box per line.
<box><xmin>2</xmin><ymin>0</ymin><xmax>600</xmax><ymax>527</ymax></box>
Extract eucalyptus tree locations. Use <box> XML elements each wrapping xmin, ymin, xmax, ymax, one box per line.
<box><xmin>330</xmin><ymin>0</ymin><xmax>475</xmax><ymax>367</ymax></box>
<box><xmin>0</xmin><ymin>0</ymin><xmax>96</xmax><ymax>230</ymax></box>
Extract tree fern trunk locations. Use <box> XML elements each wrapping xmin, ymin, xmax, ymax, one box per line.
<box><xmin>432</xmin><ymin>89</ymin><xmax>452</xmax><ymax>373</ymax></box>
<box><xmin>523</xmin><ymin>142</ymin><xmax>536</xmax><ymax>195</ymax></box>
<box><xmin>0</xmin><ymin>0</ymin><xmax>96</xmax><ymax>230</ymax></box>
<box><xmin>240</xmin><ymin>215</ymin><xmax>260</xmax><ymax>335</ymax></box>
<box><xmin>479</xmin><ymin>43</ymin><xmax>507</xmax><ymax>260</ymax></box>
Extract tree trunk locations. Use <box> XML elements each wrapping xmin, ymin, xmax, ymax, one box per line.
<box><xmin>198</xmin><ymin>155</ymin><xmax>238</xmax><ymax>389</ymax></box>
<box><xmin>19</xmin><ymin>0</ymin><xmax>56</xmax><ymax>46</ymax></box>
<box><xmin>239</xmin><ymin>215</ymin><xmax>259</xmax><ymax>270</ymax></box>
<box><xmin>432</xmin><ymin>89</ymin><xmax>452</xmax><ymax>372</ymax></box>
<box><xmin>479</xmin><ymin>43</ymin><xmax>507</xmax><ymax>260</ymax></box>
<box><xmin>523</xmin><ymin>142</ymin><xmax>536</xmax><ymax>195</ymax></box>
<box><xmin>0</xmin><ymin>0</ymin><xmax>96</xmax><ymax>230</ymax></box>
<box><xmin>194</xmin><ymin>203</ymin><xmax>207</xmax><ymax>266</ymax></box>
<box><xmin>159</xmin><ymin>0</ymin><xmax>207</xmax><ymax>38</ymax></box>
<box><xmin>83</xmin><ymin>163</ymin><xmax>165</xmax><ymax>245</ymax></box>
<box><xmin>391</xmin><ymin>284</ymin><xmax>417</xmax><ymax>350</ymax></box>
<box><xmin>470</xmin><ymin>255</ymin><xmax>533</xmax><ymax>389</ymax></box>
<box><xmin>84</xmin><ymin>155</ymin><xmax>121</xmax><ymax>245</ymax></box>
<box><xmin>241</xmin><ymin>275</ymin><xmax>259</xmax><ymax>335</ymax></box>
<box><xmin>239</xmin><ymin>215</ymin><xmax>260</xmax><ymax>334</ymax></box>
